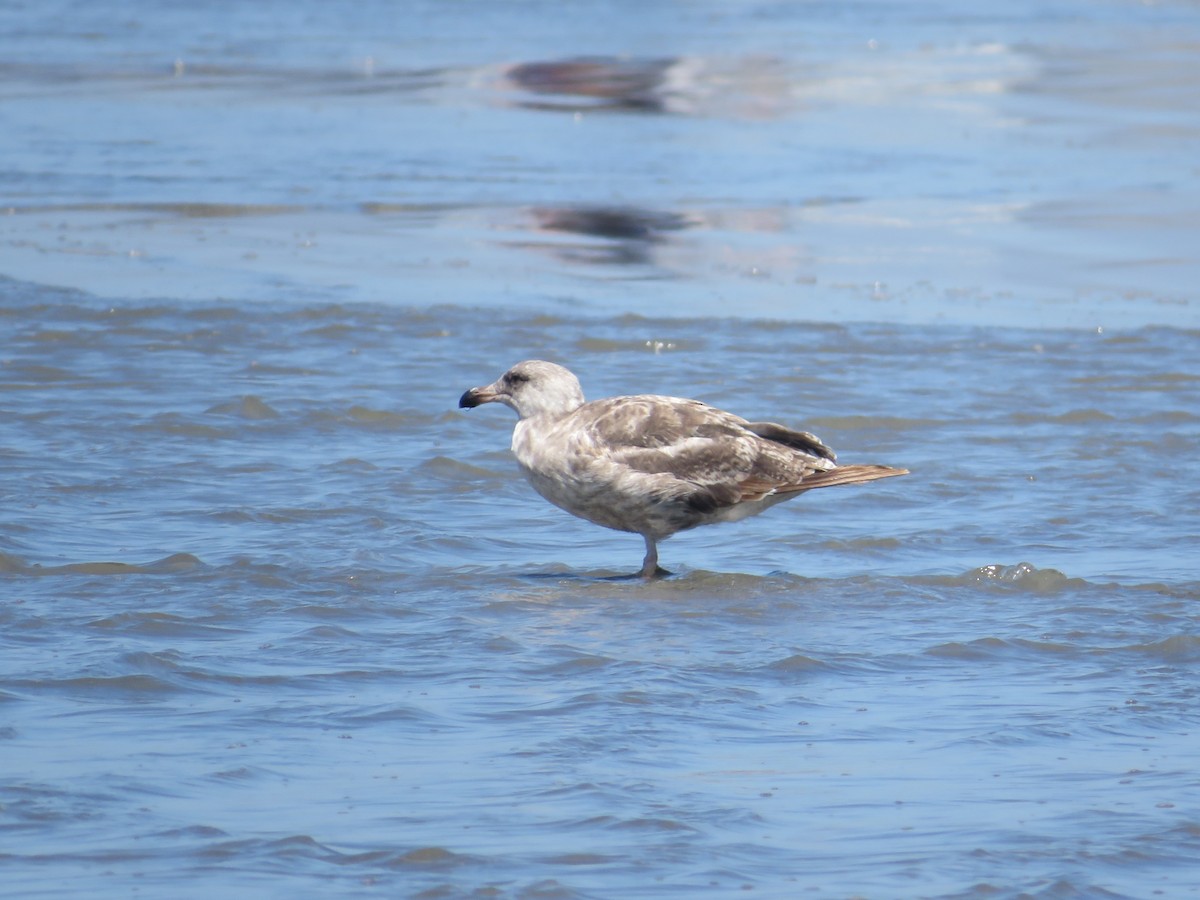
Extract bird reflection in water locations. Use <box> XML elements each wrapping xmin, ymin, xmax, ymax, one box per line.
<box><xmin>505</xmin><ymin>56</ymin><xmax>679</xmax><ymax>113</ymax></box>
<box><xmin>529</xmin><ymin>206</ymin><xmax>691</xmax><ymax>266</ymax></box>
<box><xmin>502</xmin><ymin>54</ymin><xmax>791</xmax><ymax>118</ymax></box>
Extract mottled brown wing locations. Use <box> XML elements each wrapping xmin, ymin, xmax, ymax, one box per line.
<box><xmin>576</xmin><ymin>396</ymin><xmax>747</xmax><ymax>448</ymax></box>
<box><xmin>579</xmin><ymin>396</ymin><xmax>762</xmax><ymax>486</ymax></box>
<box><xmin>574</xmin><ymin>394</ymin><xmax>850</xmax><ymax>516</ymax></box>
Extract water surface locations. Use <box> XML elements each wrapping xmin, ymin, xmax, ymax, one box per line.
<box><xmin>2</xmin><ymin>1</ymin><xmax>1199</xmax><ymax>897</ymax></box>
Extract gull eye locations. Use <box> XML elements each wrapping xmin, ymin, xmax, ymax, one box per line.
<box><xmin>505</xmin><ymin>371</ymin><xmax>531</xmax><ymax>386</ymax></box>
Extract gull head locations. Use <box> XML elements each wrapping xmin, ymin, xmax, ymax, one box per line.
<box><xmin>459</xmin><ymin>360</ymin><xmax>586</xmax><ymax>420</ymax></box>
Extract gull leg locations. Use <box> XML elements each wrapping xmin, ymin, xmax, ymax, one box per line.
<box><xmin>640</xmin><ymin>535</ymin><xmax>669</xmax><ymax>579</ymax></box>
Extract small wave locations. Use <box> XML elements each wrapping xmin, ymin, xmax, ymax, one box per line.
<box><xmin>6</xmin><ymin>201</ymin><xmax>300</xmax><ymax>219</ymax></box>
<box><xmin>540</xmin><ymin>852</ymin><xmax>622</xmax><ymax>866</ymax></box>
<box><xmin>0</xmin><ymin>552</ymin><xmax>29</xmax><ymax>574</ymax></box>
<box><xmin>934</xmin><ymin>562</ymin><xmax>1089</xmax><ymax>593</ymax></box>
<box><xmin>119</xmin><ymin>649</ymin><xmax>187</xmax><ymax>672</ymax></box>
<box><xmin>345</xmin><ymin>405</ymin><xmax>408</xmax><ymax>429</ymax></box>
<box><xmin>527</xmin><ymin>653</ymin><xmax>620</xmax><ymax>676</ymax></box>
<box><xmin>767</xmin><ymin>653</ymin><xmax>831</xmax><ymax>673</ymax></box>
<box><xmin>416</xmin><ymin>455</ymin><xmax>506</xmax><ymax>483</ymax></box>
<box><xmin>0</xmin><ymin>363</ymin><xmax>82</xmax><ymax>383</ymax></box>
<box><xmin>214</xmin><ymin>506</ymin><xmax>379</xmax><ymax>525</ymax></box>
<box><xmin>816</xmin><ymin>536</ymin><xmax>903</xmax><ymax>552</ymax></box>
<box><xmin>133</xmin><ymin>415</ymin><xmax>230</xmax><ymax>439</ymax></box>
<box><xmin>508</xmin><ymin>568</ymin><xmax>817</xmax><ymax>598</ymax></box>
<box><xmin>212</xmin><ymin>840</ymin><xmax>487</xmax><ymax>870</ymax></box>
<box><xmin>0</xmin><ymin>552</ymin><xmax>206</xmax><ymax>577</ymax></box>
<box><xmin>924</xmin><ymin>637</ymin><xmax>1079</xmax><ymax>661</ymax></box>
<box><xmin>303</xmin><ymin>405</ymin><xmax>422</xmax><ymax>431</ymax></box>
<box><xmin>87</xmin><ymin>611</ymin><xmax>241</xmax><ymax>638</ymax></box>
<box><xmin>21</xmin><ymin>673</ymin><xmax>184</xmax><ymax>699</ymax></box>
<box><xmin>207</xmin><ymin>766</ymin><xmax>263</xmax><ymax>782</ymax></box>
<box><xmin>610</xmin><ymin>816</ymin><xmax>700</xmax><ymax>834</ymax></box>
<box><xmin>152</xmin><ymin>825</ymin><xmax>230</xmax><ymax>841</ymax></box>
<box><xmin>1123</xmin><ymin>634</ymin><xmax>1200</xmax><ymax>662</ymax></box>
<box><xmin>1010</xmin><ymin>408</ymin><xmax>1117</xmax><ymax>424</ymax></box>
<box><xmin>911</xmin><ymin>566</ymin><xmax>1195</xmax><ymax>599</ymax></box>
<box><xmin>295</xmin><ymin>624</ymin><xmax>362</xmax><ymax>639</ymax></box>
<box><xmin>205</xmin><ymin>395</ymin><xmax>280</xmax><ymax>419</ymax></box>
<box><xmin>385</xmin><ymin>846</ymin><xmax>480</xmax><ymax>868</ymax></box>
<box><xmin>1129</xmin><ymin>409</ymin><xmax>1200</xmax><ymax>425</ymax></box>
<box><xmin>199</xmin><ymin>834</ymin><xmax>334</xmax><ymax>862</ymax></box>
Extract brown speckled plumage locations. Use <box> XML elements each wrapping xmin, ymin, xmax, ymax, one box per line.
<box><xmin>459</xmin><ymin>360</ymin><xmax>908</xmax><ymax>577</ymax></box>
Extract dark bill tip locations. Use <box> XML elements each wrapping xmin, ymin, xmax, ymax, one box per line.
<box><xmin>459</xmin><ymin>388</ymin><xmax>486</xmax><ymax>409</ymax></box>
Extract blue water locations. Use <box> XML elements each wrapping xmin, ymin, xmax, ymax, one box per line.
<box><xmin>2</xmin><ymin>1</ymin><xmax>1199</xmax><ymax>897</ymax></box>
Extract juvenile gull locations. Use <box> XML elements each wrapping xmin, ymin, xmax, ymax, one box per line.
<box><xmin>459</xmin><ymin>360</ymin><xmax>909</xmax><ymax>577</ymax></box>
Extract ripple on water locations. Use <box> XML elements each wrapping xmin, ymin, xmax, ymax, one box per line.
<box><xmin>204</xmin><ymin>395</ymin><xmax>281</xmax><ymax>420</ymax></box>
<box><xmin>195</xmin><ymin>835</ymin><xmax>494</xmax><ymax>876</ymax></box>
<box><xmin>14</xmin><ymin>673</ymin><xmax>187</xmax><ymax>700</ymax></box>
<box><xmin>2</xmin><ymin>276</ymin><xmax>1198</xmax><ymax>900</ymax></box>
<box><xmin>924</xmin><ymin>636</ymin><xmax>1080</xmax><ymax>662</ymax></box>
<box><xmin>0</xmin><ymin>552</ymin><xmax>206</xmax><ymax>577</ymax></box>
<box><xmin>917</xmin><ymin>562</ymin><xmax>1093</xmax><ymax>593</ymax></box>
<box><xmin>766</xmin><ymin>653</ymin><xmax>833</xmax><ymax>674</ymax></box>
<box><xmin>86</xmin><ymin>611</ymin><xmax>245</xmax><ymax>639</ymax></box>
<box><xmin>1121</xmin><ymin>634</ymin><xmax>1200</xmax><ymax>662</ymax></box>
<box><xmin>133</xmin><ymin>415</ymin><xmax>232</xmax><ymax>440</ymax></box>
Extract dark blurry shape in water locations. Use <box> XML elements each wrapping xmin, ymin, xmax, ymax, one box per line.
<box><xmin>527</xmin><ymin>205</ymin><xmax>692</xmax><ymax>266</ymax></box>
<box><xmin>534</xmin><ymin>206</ymin><xmax>689</xmax><ymax>243</ymax></box>
<box><xmin>501</xmin><ymin>55</ymin><xmax>792</xmax><ymax>119</ymax></box>
<box><xmin>505</xmin><ymin>56</ymin><xmax>678</xmax><ymax>112</ymax></box>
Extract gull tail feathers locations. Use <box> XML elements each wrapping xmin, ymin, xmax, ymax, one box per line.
<box><xmin>787</xmin><ymin>464</ymin><xmax>909</xmax><ymax>493</ymax></box>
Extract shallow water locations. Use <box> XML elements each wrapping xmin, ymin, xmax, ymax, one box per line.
<box><xmin>3</xmin><ymin>1</ymin><xmax>1200</xmax><ymax>898</ymax></box>
<box><xmin>3</xmin><ymin>0</ymin><xmax>1199</xmax><ymax>329</ymax></box>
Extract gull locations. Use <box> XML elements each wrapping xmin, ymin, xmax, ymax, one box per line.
<box><xmin>459</xmin><ymin>360</ymin><xmax>908</xmax><ymax>577</ymax></box>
